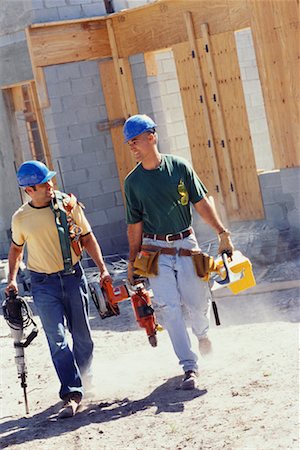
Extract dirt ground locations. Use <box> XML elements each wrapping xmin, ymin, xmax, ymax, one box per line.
<box><xmin>0</xmin><ymin>224</ymin><xmax>299</xmax><ymax>450</ymax></box>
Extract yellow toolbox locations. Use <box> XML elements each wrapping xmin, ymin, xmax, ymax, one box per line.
<box><xmin>215</xmin><ymin>250</ymin><xmax>256</xmax><ymax>294</ymax></box>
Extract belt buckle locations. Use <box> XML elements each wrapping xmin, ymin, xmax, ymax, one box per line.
<box><xmin>165</xmin><ymin>233</ymin><xmax>173</xmax><ymax>243</ymax></box>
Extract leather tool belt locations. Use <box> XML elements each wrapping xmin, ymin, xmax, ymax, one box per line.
<box><xmin>138</xmin><ymin>245</ymin><xmax>217</xmax><ymax>279</ymax></box>
<box><xmin>143</xmin><ymin>227</ymin><xmax>193</xmax><ymax>242</ymax></box>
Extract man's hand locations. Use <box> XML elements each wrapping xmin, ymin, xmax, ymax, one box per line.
<box><xmin>127</xmin><ymin>261</ymin><xmax>135</xmax><ymax>285</ymax></box>
<box><xmin>5</xmin><ymin>279</ymin><xmax>18</xmax><ymax>296</ymax></box>
<box><xmin>218</xmin><ymin>230</ymin><xmax>234</xmax><ymax>256</ymax></box>
<box><xmin>99</xmin><ymin>268</ymin><xmax>112</xmax><ymax>287</ymax></box>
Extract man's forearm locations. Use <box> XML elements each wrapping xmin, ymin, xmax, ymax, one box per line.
<box><xmin>81</xmin><ymin>232</ymin><xmax>107</xmax><ymax>273</ymax></box>
<box><xmin>127</xmin><ymin>222</ymin><xmax>143</xmax><ymax>262</ymax></box>
<box><xmin>193</xmin><ymin>197</ymin><xmax>227</xmax><ymax>234</ymax></box>
<box><xmin>8</xmin><ymin>244</ymin><xmax>23</xmax><ymax>282</ymax></box>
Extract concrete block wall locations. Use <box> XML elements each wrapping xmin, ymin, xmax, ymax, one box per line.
<box><xmin>43</xmin><ymin>59</ymin><xmax>128</xmax><ymax>256</ymax></box>
<box><xmin>259</xmin><ymin>168</ymin><xmax>300</xmax><ymax>232</ymax></box>
<box><xmin>235</xmin><ymin>29</ymin><xmax>274</xmax><ymax>171</ymax></box>
<box><xmin>32</xmin><ymin>0</ymin><xmax>106</xmax><ymax>23</ymax></box>
<box><xmin>0</xmin><ymin>1</ymin><xmax>36</xmax><ymax>258</ymax></box>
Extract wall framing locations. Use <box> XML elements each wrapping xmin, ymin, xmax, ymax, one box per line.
<box><xmin>20</xmin><ymin>0</ymin><xmax>299</xmax><ymax>221</ymax></box>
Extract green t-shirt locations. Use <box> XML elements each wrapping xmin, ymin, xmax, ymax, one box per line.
<box><xmin>124</xmin><ymin>154</ymin><xmax>207</xmax><ymax>234</ymax></box>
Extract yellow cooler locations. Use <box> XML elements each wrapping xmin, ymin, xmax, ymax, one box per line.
<box><xmin>215</xmin><ymin>250</ymin><xmax>256</xmax><ymax>294</ymax></box>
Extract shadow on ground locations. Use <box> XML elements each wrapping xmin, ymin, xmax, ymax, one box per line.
<box><xmin>0</xmin><ymin>376</ymin><xmax>207</xmax><ymax>448</ymax></box>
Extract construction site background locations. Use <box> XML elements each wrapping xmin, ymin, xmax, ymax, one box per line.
<box><xmin>0</xmin><ymin>0</ymin><xmax>299</xmax><ymax>265</ymax></box>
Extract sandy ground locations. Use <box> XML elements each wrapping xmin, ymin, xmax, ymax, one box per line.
<box><xmin>0</xmin><ymin>281</ymin><xmax>299</xmax><ymax>450</ymax></box>
<box><xmin>0</xmin><ymin>222</ymin><xmax>299</xmax><ymax>450</ymax></box>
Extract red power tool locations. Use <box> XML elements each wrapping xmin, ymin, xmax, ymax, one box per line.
<box><xmin>89</xmin><ymin>278</ymin><xmax>159</xmax><ymax>347</ymax></box>
<box><xmin>129</xmin><ymin>281</ymin><xmax>158</xmax><ymax>347</ymax></box>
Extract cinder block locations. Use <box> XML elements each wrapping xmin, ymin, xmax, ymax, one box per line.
<box><xmin>76</xmin><ymin>106</ymin><xmax>101</xmax><ymax>124</ymax></box>
<box><xmin>130</xmin><ymin>53</ymin><xmax>144</xmax><ymax>64</ymax></box>
<box><xmin>165</xmin><ymin>79</ymin><xmax>179</xmax><ymax>95</ymax></box>
<box><xmin>68</xmin><ymin>123</ymin><xmax>92</xmax><ymax>140</ymax></box>
<box><xmin>287</xmin><ymin>209</ymin><xmax>300</xmax><ymax>230</ymax></box>
<box><xmin>31</xmin><ymin>0</ymin><xmax>44</xmax><ymax>9</ymax></box>
<box><xmin>81</xmin><ymin>2</ymin><xmax>106</xmax><ymax>16</ymax></box>
<box><xmin>33</xmin><ymin>8</ymin><xmax>60</xmax><ymax>23</ymax></box>
<box><xmin>71</xmin><ymin>77</ymin><xmax>95</xmax><ymax>95</ymax></box>
<box><xmin>55</xmin><ymin>156</ymin><xmax>74</xmax><ymax>172</ymax></box>
<box><xmin>58</xmin><ymin>5</ymin><xmax>82</xmax><ymax>20</ymax></box>
<box><xmin>47</xmin><ymin>81</ymin><xmax>72</xmax><ymax>98</ymax></box>
<box><xmin>106</xmin><ymin>206</ymin><xmax>125</xmax><ymax>223</ymax></box>
<box><xmin>75</xmin><ymin>180</ymin><xmax>101</xmax><ymax>198</ymax></box>
<box><xmin>162</xmin><ymin>59</ymin><xmax>176</xmax><ymax>73</ymax></box>
<box><xmin>72</xmin><ymin>152</ymin><xmax>98</xmax><ymax>170</ymax></box>
<box><xmin>46</xmin><ymin>126</ymin><xmax>70</xmax><ymax>144</ymax></box>
<box><xmin>250</xmin><ymin>92</ymin><xmax>264</xmax><ymax>107</ymax></box>
<box><xmin>79</xmin><ymin>61</ymin><xmax>100</xmax><ymax>77</ymax></box>
<box><xmin>114</xmin><ymin>191</ymin><xmax>124</xmax><ymax>206</ymax></box>
<box><xmin>45</xmin><ymin>66</ymin><xmax>59</xmax><ymax>84</ymax></box>
<box><xmin>48</xmin><ymin>97</ymin><xmax>63</xmax><ymax>113</ymax></box>
<box><xmin>45</xmin><ymin>0</ymin><xmax>66</xmax><ymax>7</ymax></box>
<box><xmin>86</xmin><ymin>210</ymin><xmax>108</xmax><ymax>227</ymax></box>
<box><xmin>85</xmin><ymin>92</ymin><xmax>101</xmax><ymax>106</ymax></box>
<box><xmin>100</xmin><ymin>178</ymin><xmax>122</xmax><ymax>193</ymax></box>
<box><xmin>131</xmin><ymin>62</ymin><xmax>147</xmax><ymax>79</ymax></box>
<box><xmin>53</xmin><ymin>110</ymin><xmax>79</xmax><ymax>127</ymax></box>
<box><xmin>281</xmin><ymin>175</ymin><xmax>300</xmax><ymax>194</ymax></box>
<box><xmin>57</xmin><ymin>62</ymin><xmax>81</xmax><ymax>80</ymax></box>
<box><xmin>259</xmin><ymin>171</ymin><xmax>282</xmax><ymax>189</ymax></box>
<box><xmin>62</xmin><ymin>168</ymin><xmax>87</xmax><ymax>186</ymax></box>
<box><xmin>69</xmin><ymin>0</ymin><xmax>92</xmax><ymax>4</ymax></box>
<box><xmin>280</xmin><ymin>167</ymin><xmax>300</xmax><ymax>179</ymax></box>
<box><xmin>56</xmin><ymin>140</ymin><xmax>83</xmax><ymax>157</ymax></box>
<box><xmin>82</xmin><ymin>135</ymin><xmax>106</xmax><ymax>153</ymax></box>
<box><xmin>92</xmin><ymin>193</ymin><xmax>116</xmax><ymax>210</ymax></box>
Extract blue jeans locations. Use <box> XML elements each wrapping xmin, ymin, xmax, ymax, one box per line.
<box><xmin>30</xmin><ymin>262</ymin><xmax>93</xmax><ymax>400</ymax></box>
<box><xmin>143</xmin><ymin>232</ymin><xmax>211</xmax><ymax>373</ymax></box>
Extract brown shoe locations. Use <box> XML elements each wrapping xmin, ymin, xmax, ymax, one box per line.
<box><xmin>198</xmin><ymin>336</ymin><xmax>212</xmax><ymax>356</ymax></box>
<box><xmin>181</xmin><ymin>370</ymin><xmax>199</xmax><ymax>390</ymax></box>
<box><xmin>58</xmin><ymin>393</ymin><xmax>81</xmax><ymax>419</ymax></box>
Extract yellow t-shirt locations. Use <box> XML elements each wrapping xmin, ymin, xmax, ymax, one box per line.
<box><xmin>12</xmin><ymin>201</ymin><xmax>92</xmax><ymax>274</ymax></box>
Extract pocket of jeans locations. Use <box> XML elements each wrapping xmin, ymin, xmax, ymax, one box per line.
<box><xmin>30</xmin><ymin>272</ymin><xmax>48</xmax><ymax>284</ymax></box>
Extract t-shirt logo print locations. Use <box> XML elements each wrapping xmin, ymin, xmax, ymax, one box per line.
<box><xmin>177</xmin><ymin>179</ymin><xmax>189</xmax><ymax>206</ymax></box>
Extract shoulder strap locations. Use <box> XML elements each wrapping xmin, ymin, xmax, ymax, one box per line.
<box><xmin>50</xmin><ymin>191</ymin><xmax>74</xmax><ymax>274</ymax></box>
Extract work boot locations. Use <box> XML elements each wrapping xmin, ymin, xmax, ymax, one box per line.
<box><xmin>198</xmin><ymin>336</ymin><xmax>212</xmax><ymax>356</ymax></box>
<box><xmin>181</xmin><ymin>370</ymin><xmax>199</xmax><ymax>390</ymax></box>
<box><xmin>58</xmin><ymin>392</ymin><xmax>82</xmax><ymax>419</ymax></box>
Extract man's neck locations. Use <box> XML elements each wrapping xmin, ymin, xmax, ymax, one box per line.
<box><xmin>29</xmin><ymin>198</ymin><xmax>51</xmax><ymax>208</ymax></box>
<box><xmin>142</xmin><ymin>151</ymin><xmax>162</xmax><ymax>170</ymax></box>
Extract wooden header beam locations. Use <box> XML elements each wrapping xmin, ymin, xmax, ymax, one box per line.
<box><xmin>26</xmin><ymin>0</ymin><xmax>250</xmax><ymax>68</ymax></box>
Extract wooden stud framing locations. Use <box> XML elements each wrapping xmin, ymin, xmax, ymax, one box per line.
<box><xmin>28</xmin><ymin>81</ymin><xmax>54</xmax><ymax>171</ymax></box>
<box><xmin>2</xmin><ymin>0</ymin><xmax>296</xmax><ymax>222</ymax></box>
<box><xmin>184</xmin><ymin>11</ymin><xmax>227</xmax><ymax>223</ymax></box>
<box><xmin>25</xmin><ymin>28</ymin><xmax>49</xmax><ymax>108</ymax></box>
<box><xmin>200</xmin><ymin>22</ymin><xmax>239</xmax><ymax>211</ymax></box>
<box><xmin>99</xmin><ymin>60</ymin><xmax>135</xmax><ymax>194</ymax></box>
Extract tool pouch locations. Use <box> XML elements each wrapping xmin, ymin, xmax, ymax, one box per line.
<box><xmin>192</xmin><ymin>252</ymin><xmax>217</xmax><ymax>280</ymax></box>
<box><xmin>133</xmin><ymin>250</ymin><xmax>160</xmax><ymax>277</ymax></box>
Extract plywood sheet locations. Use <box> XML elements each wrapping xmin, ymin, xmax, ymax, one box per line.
<box><xmin>201</xmin><ymin>31</ymin><xmax>264</xmax><ymax>220</ymax></box>
<box><xmin>173</xmin><ymin>42</ymin><xmax>222</xmax><ymax>209</ymax></box>
<box><xmin>250</xmin><ymin>0</ymin><xmax>300</xmax><ymax>168</ymax></box>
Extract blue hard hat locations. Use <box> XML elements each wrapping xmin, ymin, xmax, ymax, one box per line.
<box><xmin>17</xmin><ymin>160</ymin><xmax>56</xmax><ymax>187</ymax></box>
<box><xmin>123</xmin><ymin>114</ymin><xmax>157</xmax><ymax>142</ymax></box>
